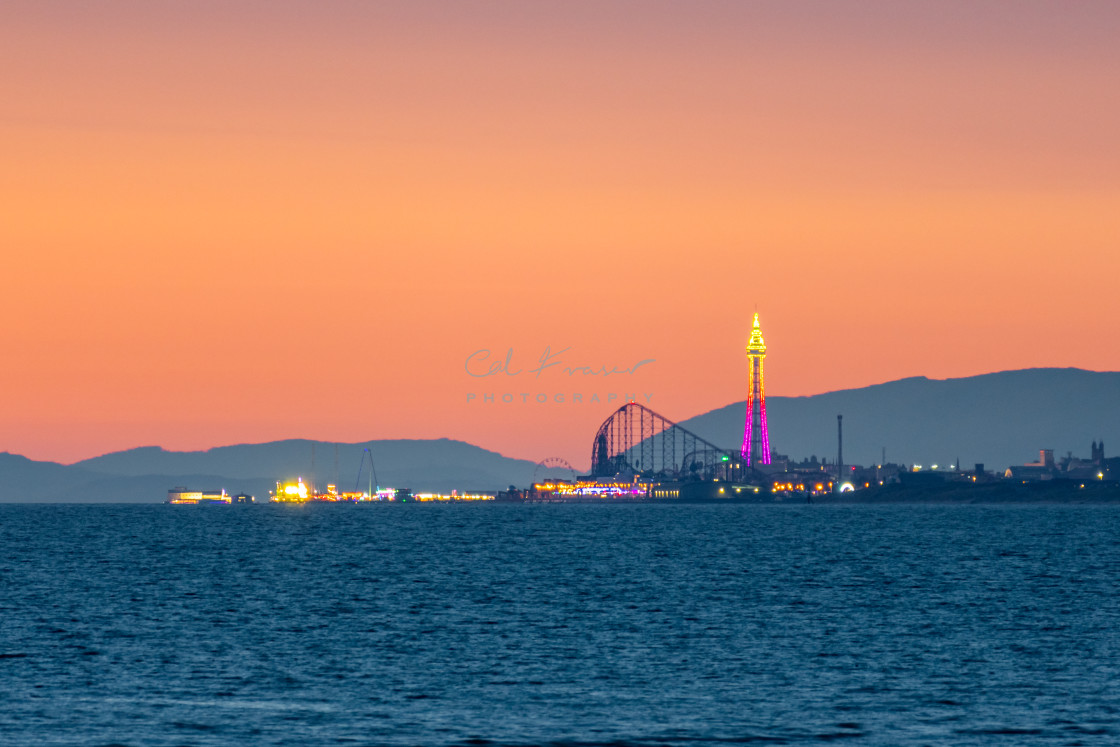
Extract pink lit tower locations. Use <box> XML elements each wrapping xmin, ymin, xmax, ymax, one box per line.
<box><xmin>739</xmin><ymin>312</ymin><xmax>771</xmax><ymax>466</ymax></box>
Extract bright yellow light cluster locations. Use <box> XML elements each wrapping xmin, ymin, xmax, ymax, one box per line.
<box><xmin>771</xmin><ymin>480</ymin><xmax>835</xmax><ymax>495</ymax></box>
<box><xmin>273</xmin><ymin>478</ymin><xmax>309</xmax><ymax>502</ymax></box>
<box><xmin>532</xmin><ymin>479</ymin><xmax>652</xmax><ymax>497</ymax></box>
<box><xmin>746</xmin><ymin>312</ymin><xmax>767</xmax><ymax>354</ymax></box>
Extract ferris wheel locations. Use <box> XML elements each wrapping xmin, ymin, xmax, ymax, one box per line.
<box><xmin>532</xmin><ymin>457</ymin><xmax>577</xmax><ymax>485</ymax></box>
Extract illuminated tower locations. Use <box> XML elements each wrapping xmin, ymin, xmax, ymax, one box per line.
<box><xmin>739</xmin><ymin>313</ymin><xmax>771</xmax><ymax>466</ymax></box>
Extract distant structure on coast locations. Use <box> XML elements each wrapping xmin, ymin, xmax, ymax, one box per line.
<box><xmin>739</xmin><ymin>312</ymin><xmax>771</xmax><ymax>465</ymax></box>
<box><xmin>166</xmin><ymin>487</ymin><xmax>253</xmax><ymax>504</ymax></box>
<box><xmin>267</xmin><ymin>477</ymin><xmax>495</xmax><ymax>503</ymax></box>
<box><xmin>1004</xmin><ymin>441</ymin><xmax>1117</xmax><ymax>483</ymax></box>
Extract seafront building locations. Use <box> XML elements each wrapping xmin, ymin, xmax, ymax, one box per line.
<box><xmin>166</xmin><ymin>488</ymin><xmax>253</xmax><ymax>504</ymax></box>
<box><xmin>1005</xmin><ymin>442</ymin><xmax>1116</xmax><ymax>483</ymax></box>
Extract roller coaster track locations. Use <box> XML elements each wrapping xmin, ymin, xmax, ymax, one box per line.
<box><xmin>590</xmin><ymin>402</ymin><xmax>754</xmax><ymax>481</ymax></box>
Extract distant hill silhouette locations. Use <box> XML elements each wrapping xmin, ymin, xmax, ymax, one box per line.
<box><xmin>678</xmin><ymin>368</ymin><xmax>1120</xmax><ymax>470</ymax></box>
<box><xmin>74</xmin><ymin>438</ymin><xmax>538</xmax><ymax>484</ymax></box>
<box><xmin>2</xmin><ymin>368</ymin><xmax>1116</xmax><ymax>502</ymax></box>
<box><xmin>0</xmin><ymin>452</ymin><xmax>105</xmax><ymax>498</ymax></box>
<box><xmin>1</xmin><ymin>439</ymin><xmax>561</xmax><ymax>502</ymax></box>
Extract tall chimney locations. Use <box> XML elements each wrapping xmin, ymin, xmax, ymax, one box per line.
<box><xmin>837</xmin><ymin>414</ymin><xmax>843</xmax><ymax>480</ymax></box>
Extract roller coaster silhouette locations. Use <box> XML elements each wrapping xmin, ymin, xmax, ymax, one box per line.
<box><xmin>589</xmin><ymin>402</ymin><xmax>762</xmax><ymax>483</ymax></box>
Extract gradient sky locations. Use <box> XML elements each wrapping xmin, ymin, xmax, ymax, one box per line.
<box><xmin>3</xmin><ymin>1</ymin><xmax>1119</xmax><ymax>469</ymax></box>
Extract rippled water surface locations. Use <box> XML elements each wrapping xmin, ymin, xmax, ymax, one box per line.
<box><xmin>2</xmin><ymin>503</ymin><xmax>1119</xmax><ymax>746</ymax></box>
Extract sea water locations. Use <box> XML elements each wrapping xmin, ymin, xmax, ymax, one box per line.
<box><xmin>1</xmin><ymin>503</ymin><xmax>1118</xmax><ymax>745</ymax></box>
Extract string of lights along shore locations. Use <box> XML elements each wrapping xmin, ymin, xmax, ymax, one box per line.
<box><xmin>740</xmin><ymin>313</ymin><xmax>771</xmax><ymax>466</ymax></box>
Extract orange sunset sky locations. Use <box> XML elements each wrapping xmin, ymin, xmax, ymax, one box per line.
<box><xmin>2</xmin><ymin>1</ymin><xmax>1119</xmax><ymax>469</ymax></box>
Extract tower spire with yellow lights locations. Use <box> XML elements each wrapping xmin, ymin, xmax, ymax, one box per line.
<box><xmin>740</xmin><ymin>312</ymin><xmax>771</xmax><ymax>466</ymax></box>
